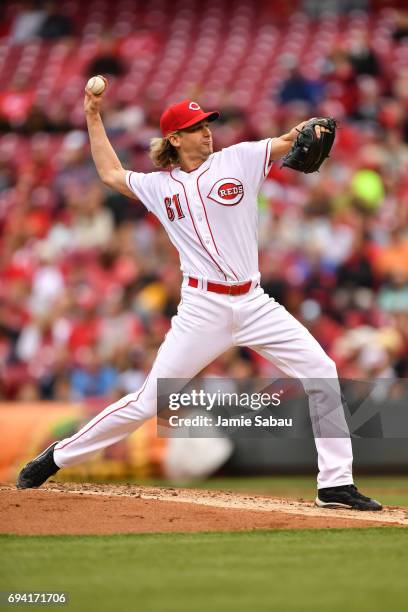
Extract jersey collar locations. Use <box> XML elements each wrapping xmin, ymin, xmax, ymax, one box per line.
<box><xmin>173</xmin><ymin>153</ymin><xmax>214</xmax><ymax>178</ymax></box>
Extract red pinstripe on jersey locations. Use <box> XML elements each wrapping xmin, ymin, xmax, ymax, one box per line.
<box><xmin>170</xmin><ymin>170</ymin><xmax>228</xmax><ymax>281</ymax></box>
<box><xmin>126</xmin><ymin>171</ymin><xmax>135</xmax><ymax>193</ymax></box>
<box><xmin>197</xmin><ymin>167</ymin><xmax>239</xmax><ymax>281</ymax></box>
<box><xmin>54</xmin><ymin>375</ymin><xmax>151</xmax><ymax>451</ymax></box>
<box><xmin>263</xmin><ymin>138</ymin><xmax>273</xmax><ymax>177</ymax></box>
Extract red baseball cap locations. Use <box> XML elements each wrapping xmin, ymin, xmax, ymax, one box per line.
<box><xmin>160</xmin><ymin>100</ymin><xmax>219</xmax><ymax>137</ymax></box>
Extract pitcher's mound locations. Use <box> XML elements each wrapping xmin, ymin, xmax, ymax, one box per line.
<box><xmin>1</xmin><ymin>483</ymin><xmax>406</xmax><ymax>535</ymax></box>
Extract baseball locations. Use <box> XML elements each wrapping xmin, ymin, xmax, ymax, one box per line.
<box><xmin>86</xmin><ymin>75</ymin><xmax>106</xmax><ymax>95</ymax></box>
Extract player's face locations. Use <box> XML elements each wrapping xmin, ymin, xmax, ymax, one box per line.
<box><xmin>176</xmin><ymin>120</ymin><xmax>213</xmax><ymax>159</ymax></box>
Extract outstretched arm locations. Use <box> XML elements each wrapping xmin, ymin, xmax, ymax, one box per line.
<box><xmin>84</xmin><ymin>77</ymin><xmax>137</xmax><ymax>199</ymax></box>
<box><xmin>269</xmin><ymin>119</ymin><xmax>327</xmax><ymax>162</ymax></box>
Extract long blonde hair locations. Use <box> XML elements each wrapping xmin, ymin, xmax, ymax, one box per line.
<box><xmin>149</xmin><ymin>135</ymin><xmax>179</xmax><ymax>168</ymax></box>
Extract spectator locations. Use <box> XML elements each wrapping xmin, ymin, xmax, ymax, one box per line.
<box><xmin>336</xmin><ymin>233</ymin><xmax>375</xmax><ymax>290</ymax></box>
<box><xmin>70</xmin><ymin>182</ymin><xmax>114</xmax><ymax>251</ymax></box>
<box><xmin>114</xmin><ymin>348</ymin><xmax>146</xmax><ymax>397</ymax></box>
<box><xmin>374</xmin><ymin>229</ymin><xmax>408</xmax><ymax>282</ymax></box>
<box><xmin>378</xmin><ymin>271</ymin><xmax>408</xmax><ymax>313</ymax></box>
<box><xmin>38</xmin><ymin>1</ymin><xmax>73</xmax><ymax>40</ymax></box>
<box><xmin>10</xmin><ymin>0</ymin><xmax>45</xmax><ymax>43</ymax></box>
<box><xmin>44</xmin><ymin>102</ymin><xmax>74</xmax><ymax>134</ymax></box>
<box><xmin>70</xmin><ymin>347</ymin><xmax>118</xmax><ymax>399</ymax></box>
<box><xmin>54</xmin><ymin>131</ymin><xmax>97</xmax><ymax>206</ymax></box>
<box><xmin>279</xmin><ymin>67</ymin><xmax>324</xmax><ymax>107</ymax></box>
<box><xmin>0</xmin><ymin>76</ymin><xmax>35</xmax><ymax>126</ymax></box>
<box><xmin>347</xmin><ymin>33</ymin><xmax>381</xmax><ymax>77</ymax></box>
<box><xmin>351</xmin><ymin>76</ymin><xmax>382</xmax><ymax>125</ymax></box>
<box><xmin>323</xmin><ymin>48</ymin><xmax>358</xmax><ymax>116</ymax></box>
<box><xmin>392</xmin><ymin>9</ymin><xmax>408</xmax><ymax>42</ymax></box>
<box><xmin>86</xmin><ymin>37</ymin><xmax>126</xmax><ymax>79</ymax></box>
<box><xmin>28</xmin><ymin>243</ymin><xmax>65</xmax><ymax>316</ymax></box>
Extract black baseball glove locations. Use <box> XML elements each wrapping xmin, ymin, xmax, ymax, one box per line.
<box><xmin>281</xmin><ymin>117</ymin><xmax>337</xmax><ymax>174</ymax></box>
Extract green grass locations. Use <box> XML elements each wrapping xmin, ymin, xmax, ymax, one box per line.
<box><xmin>1</xmin><ymin>530</ymin><xmax>407</xmax><ymax>612</ymax></box>
<box><xmin>114</xmin><ymin>475</ymin><xmax>408</xmax><ymax>506</ymax></box>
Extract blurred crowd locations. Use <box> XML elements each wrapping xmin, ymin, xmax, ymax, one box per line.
<box><xmin>1</xmin><ymin>0</ymin><xmax>408</xmax><ymax>401</ymax></box>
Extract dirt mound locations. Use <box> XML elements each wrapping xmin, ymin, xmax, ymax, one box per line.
<box><xmin>1</xmin><ymin>482</ymin><xmax>407</xmax><ymax>535</ymax></box>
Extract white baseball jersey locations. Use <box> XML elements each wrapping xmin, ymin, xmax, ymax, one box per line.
<box><xmin>125</xmin><ymin>139</ymin><xmax>274</xmax><ymax>283</ymax></box>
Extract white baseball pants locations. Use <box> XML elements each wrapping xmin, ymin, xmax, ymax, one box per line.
<box><xmin>54</xmin><ymin>284</ymin><xmax>353</xmax><ymax>489</ymax></box>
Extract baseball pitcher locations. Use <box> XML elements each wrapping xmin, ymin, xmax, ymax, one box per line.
<box><xmin>17</xmin><ymin>77</ymin><xmax>382</xmax><ymax>511</ymax></box>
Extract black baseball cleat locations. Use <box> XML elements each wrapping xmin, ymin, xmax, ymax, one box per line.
<box><xmin>16</xmin><ymin>442</ymin><xmax>60</xmax><ymax>489</ymax></box>
<box><xmin>315</xmin><ymin>484</ymin><xmax>382</xmax><ymax>511</ymax></box>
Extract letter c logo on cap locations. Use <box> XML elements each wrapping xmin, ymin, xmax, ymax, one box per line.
<box><xmin>189</xmin><ymin>102</ymin><xmax>200</xmax><ymax>111</ymax></box>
